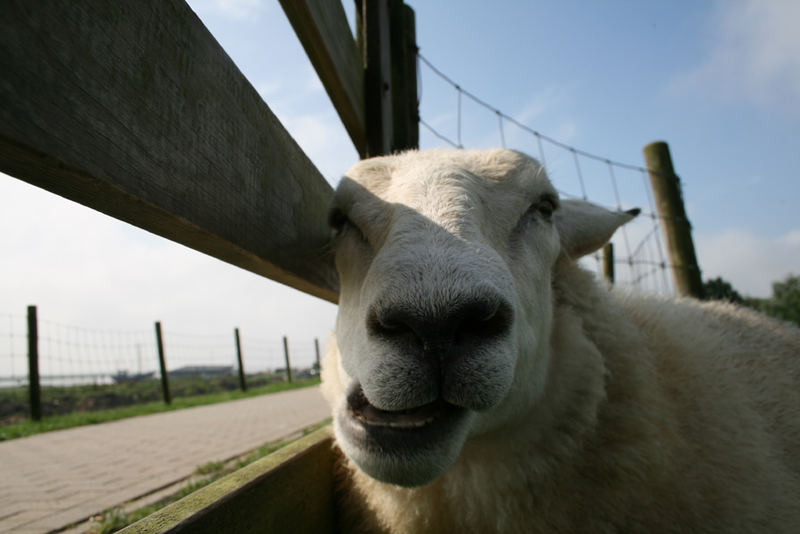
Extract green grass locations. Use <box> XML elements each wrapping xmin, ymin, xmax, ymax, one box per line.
<box><xmin>85</xmin><ymin>419</ymin><xmax>331</xmax><ymax>534</ymax></box>
<box><xmin>0</xmin><ymin>377</ymin><xmax>320</xmax><ymax>441</ymax></box>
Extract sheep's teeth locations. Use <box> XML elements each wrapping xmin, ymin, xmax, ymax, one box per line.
<box><xmin>370</xmin><ymin>417</ymin><xmax>435</xmax><ymax>428</ymax></box>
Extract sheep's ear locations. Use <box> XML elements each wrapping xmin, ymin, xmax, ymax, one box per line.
<box><xmin>555</xmin><ymin>199</ymin><xmax>640</xmax><ymax>259</ymax></box>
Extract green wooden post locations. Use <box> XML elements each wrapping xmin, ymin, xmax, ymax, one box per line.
<box><xmin>27</xmin><ymin>305</ymin><xmax>41</xmax><ymax>421</ymax></box>
<box><xmin>602</xmin><ymin>243</ymin><xmax>615</xmax><ymax>285</ymax></box>
<box><xmin>234</xmin><ymin>328</ymin><xmax>247</xmax><ymax>392</ymax></box>
<box><xmin>155</xmin><ymin>321</ymin><xmax>171</xmax><ymax>404</ymax></box>
<box><xmin>282</xmin><ymin>336</ymin><xmax>293</xmax><ymax>383</ymax></box>
<box><xmin>314</xmin><ymin>337</ymin><xmax>321</xmax><ymax>374</ymax></box>
<box><xmin>643</xmin><ymin>141</ymin><xmax>704</xmax><ymax>299</ymax></box>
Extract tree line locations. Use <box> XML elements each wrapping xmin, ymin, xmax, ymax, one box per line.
<box><xmin>703</xmin><ymin>274</ymin><xmax>800</xmax><ymax>328</ymax></box>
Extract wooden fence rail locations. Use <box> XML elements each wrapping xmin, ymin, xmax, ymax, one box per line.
<box><xmin>0</xmin><ymin>0</ymin><xmax>338</xmax><ymax>303</ymax></box>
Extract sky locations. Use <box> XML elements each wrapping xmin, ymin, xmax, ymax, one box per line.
<box><xmin>1</xmin><ymin>0</ymin><xmax>798</xmax><ymax>377</ymax></box>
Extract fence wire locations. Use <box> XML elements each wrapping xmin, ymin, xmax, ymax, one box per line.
<box><xmin>417</xmin><ymin>52</ymin><xmax>674</xmax><ymax>295</ymax></box>
<box><xmin>1</xmin><ymin>315</ymin><xmax>320</xmax><ymax>388</ymax></box>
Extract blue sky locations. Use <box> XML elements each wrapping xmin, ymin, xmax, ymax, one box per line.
<box><xmin>1</xmin><ymin>1</ymin><xmax>798</xmax><ymax>376</ymax></box>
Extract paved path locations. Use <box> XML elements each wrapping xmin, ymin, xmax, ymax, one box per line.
<box><xmin>0</xmin><ymin>387</ymin><xmax>330</xmax><ymax>534</ymax></box>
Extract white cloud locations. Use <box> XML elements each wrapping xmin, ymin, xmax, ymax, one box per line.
<box><xmin>188</xmin><ymin>0</ymin><xmax>267</xmax><ymax>20</ymax></box>
<box><xmin>512</xmin><ymin>86</ymin><xmax>569</xmax><ymax>126</ymax></box>
<box><xmin>0</xmin><ymin>174</ymin><xmax>338</xmax><ymax>376</ymax></box>
<box><xmin>254</xmin><ymin>81</ymin><xmax>281</xmax><ymax>99</ymax></box>
<box><xmin>271</xmin><ymin>109</ymin><xmax>359</xmax><ymax>184</ymax></box>
<box><xmin>671</xmin><ymin>0</ymin><xmax>800</xmax><ymax>115</ymax></box>
<box><xmin>695</xmin><ymin>228</ymin><xmax>800</xmax><ymax>297</ymax></box>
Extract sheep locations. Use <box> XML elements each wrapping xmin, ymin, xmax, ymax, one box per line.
<box><xmin>320</xmin><ymin>148</ymin><xmax>800</xmax><ymax>534</ymax></box>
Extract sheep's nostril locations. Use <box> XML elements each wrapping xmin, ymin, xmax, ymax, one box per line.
<box><xmin>367</xmin><ymin>296</ymin><xmax>512</xmax><ymax>348</ymax></box>
<box><xmin>366</xmin><ymin>306</ymin><xmax>414</xmax><ymax>339</ymax></box>
<box><xmin>456</xmin><ymin>300</ymin><xmax>512</xmax><ymax>342</ymax></box>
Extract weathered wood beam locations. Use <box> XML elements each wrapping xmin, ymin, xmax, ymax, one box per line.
<box><xmin>279</xmin><ymin>0</ymin><xmax>367</xmax><ymax>157</ymax></box>
<box><xmin>119</xmin><ymin>427</ymin><xmax>338</xmax><ymax>533</ymax></box>
<box><xmin>0</xmin><ymin>0</ymin><xmax>339</xmax><ymax>303</ymax></box>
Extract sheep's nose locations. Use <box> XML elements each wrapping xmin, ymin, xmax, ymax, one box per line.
<box><xmin>366</xmin><ymin>295</ymin><xmax>513</xmax><ymax>352</ymax></box>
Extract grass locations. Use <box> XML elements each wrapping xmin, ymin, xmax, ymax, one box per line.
<box><xmin>0</xmin><ymin>376</ymin><xmax>320</xmax><ymax>441</ymax></box>
<box><xmin>85</xmin><ymin>419</ymin><xmax>331</xmax><ymax>534</ymax></box>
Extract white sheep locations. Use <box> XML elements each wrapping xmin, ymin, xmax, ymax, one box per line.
<box><xmin>321</xmin><ymin>148</ymin><xmax>800</xmax><ymax>533</ymax></box>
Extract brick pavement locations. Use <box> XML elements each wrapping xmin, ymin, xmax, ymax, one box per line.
<box><xmin>0</xmin><ymin>386</ymin><xmax>330</xmax><ymax>534</ymax></box>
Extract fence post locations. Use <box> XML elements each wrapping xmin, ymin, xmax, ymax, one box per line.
<box><xmin>234</xmin><ymin>328</ymin><xmax>247</xmax><ymax>392</ymax></box>
<box><xmin>314</xmin><ymin>337</ymin><xmax>321</xmax><ymax>374</ymax></box>
<box><xmin>602</xmin><ymin>243</ymin><xmax>615</xmax><ymax>285</ymax></box>
<box><xmin>27</xmin><ymin>305</ymin><xmax>41</xmax><ymax>421</ymax></box>
<box><xmin>643</xmin><ymin>141</ymin><xmax>704</xmax><ymax>299</ymax></box>
<box><xmin>360</xmin><ymin>0</ymin><xmax>392</xmax><ymax>156</ymax></box>
<box><xmin>282</xmin><ymin>336</ymin><xmax>293</xmax><ymax>383</ymax></box>
<box><xmin>389</xmin><ymin>0</ymin><xmax>418</xmax><ymax>152</ymax></box>
<box><xmin>154</xmin><ymin>321</ymin><xmax>171</xmax><ymax>404</ymax></box>
<box><xmin>359</xmin><ymin>0</ymin><xmax>418</xmax><ymax>156</ymax></box>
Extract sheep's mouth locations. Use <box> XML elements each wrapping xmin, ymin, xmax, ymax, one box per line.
<box><xmin>341</xmin><ymin>384</ymin><xmax>468</xmax><ymax>445</ymax></box>
<box><xmin>347</xmin><ymin>386</ymin><xmax>453</xmax><ymax>429</ymax></box>
<box><xmin>337</xmin><ymin>383</ymin><xmax>472</xmax><ymax>486</ymax></box>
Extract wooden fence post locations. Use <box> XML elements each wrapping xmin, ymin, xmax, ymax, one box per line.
<box><xmin>602</xmin><ymin>243</ymin><xmax>615</xmax><ymax>285</ymax></box>
<box><xmin>359</xmin><ymin>0</ymin><xmax>418</xmax><ymax>156</ymax></box>
<box><xmin>389</xmin><ymin>0</ymin><xmax>418</xmax><ymax>152</ymax></box>
<box><xmin>361</xmin><ymin>0</ymin><xmax>392</xmax><ymax>157</ymax></box>
<box><xmin>282</xmin><ymin>336</ymin><xmax>293</xmax><ymax>383</ymax></box>
<box><xmin>27</xmin><ymin>305</ymin><xmax>41</xmax><ymax>421</ymax></box>
<box><xmin>643</xmin><ymin>141</ymin><xmax>704</xmax><ymax>299</ymax></box>
<box><xmin>234</xmin><ymin>328</ymin><xmax>247</xmax><ymax>392</ymax></box>
<box><xmin>314</xmin><ymin>338</ymin><xmax>321</xmax><ymax>374</ymax></box>
<box><xmin>155</xmin><ymin>321</ymin><xmax>171</xmax><ymax>404</ymax></box>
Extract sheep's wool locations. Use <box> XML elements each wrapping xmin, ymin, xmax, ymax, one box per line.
<box><xmin>321</xmin><ymin>149</ymin><xmax>800</xmax><ymax>533</ymax></box>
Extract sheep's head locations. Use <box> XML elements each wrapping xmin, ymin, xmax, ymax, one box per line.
<box><xmin>322</xmin><ymin>148</ymin><xmax>636</xmax><ymax>487</ymax></box>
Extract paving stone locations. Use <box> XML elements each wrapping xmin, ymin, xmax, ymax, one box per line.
<box><xmin>0</xmin><ymin>386</ymin><xmax>329</xmax><ymax>533</ymax></box>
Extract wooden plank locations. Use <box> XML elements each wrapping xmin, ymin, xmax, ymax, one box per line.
<box><xmin>0</xmin><ymin>0</ymin><xmax>339</xmax><ymax>303</ymax></box>
<box><xmin>119</xmin><ymin>427</ymin><xmax>339</xmax><ymax>534</ymax></box>
<box><xmin>279</xmin><ymin>0</ymin><xmax>366</xmax><ymax>157</ymax></box>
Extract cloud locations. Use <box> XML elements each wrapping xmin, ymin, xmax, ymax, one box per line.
<box><xmin>671</xmin><ymin>0</ymin><xmax>800</xmax><ymax>115</ymax></box>
<box><xmin>0</xmin><ymin>174</ymin><xmax>338</xmax><ymax>376</ymax></box>
<box><xmin>275</xmin><ymin>110</ymin><xmax>359</xmax><ymax>184</ymax></box>
<box><xmin>512</xmin><ymin>86</ymin><xmax>569</xmax><ymax>126</ymax></box>
<box><xmin>695</xmin><ymin>228</ymin><xmax>800</xmax><ymax>297</ymax></box>
<box><xmin>188</xmin><ymin>0</ymin><xmax>267</xmax><ymax>20</ymax></box>
<box><xmin>255</xmin><ymin>81</ymin><xmax>281</xmax><ymax>99</ymax></box>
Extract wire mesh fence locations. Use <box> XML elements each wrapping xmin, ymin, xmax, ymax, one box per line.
<box><xmin>417</xmin><ymin>52</ymin><xmax>678</xmax><ymax>296</ymax></box>
<box><xmin>1</xmin><ymin>320</ymin><xmax>320</xmax><ymax>387</ymax></box>
<box><xmin>0</xmin><ymin>309</ymin><xmax>322</xmax><ymax>422</ymax></box>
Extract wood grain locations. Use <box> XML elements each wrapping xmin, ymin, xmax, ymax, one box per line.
<box><xmin>0</xmin><ymin>0</ymin><xmax>339</xmax><ymax>302</ymax></box>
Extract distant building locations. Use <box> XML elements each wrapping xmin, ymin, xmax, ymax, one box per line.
<box><xmin>111</xmin><ymin>371</ymin><xmax>155</xmax><ymax>383</ymax></box>
<box><xmin>169</xmin><ymin>365</ymin><xmax>234</xmax><ymax>379</ymax></box>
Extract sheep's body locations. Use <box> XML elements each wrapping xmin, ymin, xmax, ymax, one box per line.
<box><xmin>322</xmin><ymin>149</ymin><xmax>800</xmax><ymax>533</ymax></box>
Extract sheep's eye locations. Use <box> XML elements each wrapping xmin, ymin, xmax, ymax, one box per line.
<box><xmin>328</xmin><ymin>207</ymin><xmax>368</xmax><ymax>246</ymax></box>
<box><xmin>328</xmin><ymin>207</ymin><xmax>349</xmax><ymax>234</ymax></box>
<box><xmin>534</xmin><ymin>198</ymin><xmax>556</xmax><ymax>220</ymax></box>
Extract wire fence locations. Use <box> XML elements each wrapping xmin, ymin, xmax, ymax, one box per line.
<box><xmin>0</xmin><ymin>312</ymin><xmax>320</xmax><ymax>390</ymax></box>
<box><xmin>417</xmin><ymin>52</ymin><xmax>675</xmax><ymax>295</ymax></box>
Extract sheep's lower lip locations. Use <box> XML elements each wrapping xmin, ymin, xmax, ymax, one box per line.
<box><xmin>337</xmin><ymin>384</ymin><xmax>471</xmax><ymax>486</ymax></box>
<box><xmin>347</xmin><ymin>386</ymin><xmax>450</xmax><ymax>428</ymax></box>
<box><xmin>339</xmin><ymin>384</ymin><xmax>469</xmax><ymax>453</ymax></box>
